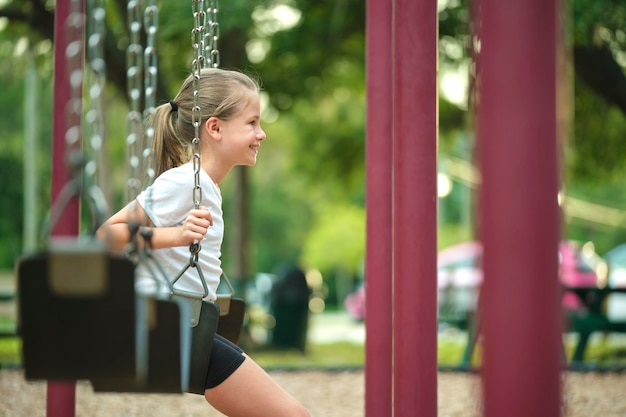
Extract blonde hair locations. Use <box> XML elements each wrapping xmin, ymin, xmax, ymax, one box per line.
<box><xmin>150</xmin><ymin>68</ymin><xmax>260</xmax><ymax>178</ymax></box>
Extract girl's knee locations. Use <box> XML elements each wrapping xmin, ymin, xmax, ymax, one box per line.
<box><xmin>295</xmin><ymin>405</ymin><xmax>312</xmax><ymax>417</ymax></box>
<box><xmin>204</xmin><ymin>388</ymin><xmax>310</xmax><ymax>417</ymax></box>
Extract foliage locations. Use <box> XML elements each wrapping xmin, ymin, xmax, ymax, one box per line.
<box><xmin>0</xmin><ymin>0</ymin><xmax>625</xmax><ymax>282</ymax></box>
<box><xmin>301</xmin><ymin>203</ymin><xmax>365</xmax><ymax>273</ymax></box>
<box><xmin>571</xmin><ymin>0</ymin><xmax>626</xmax><ymax>49</ymax></box>
<box><xmin>0</xmin><ymin>156</ymin><xmax>24</xmax><ymax>266</ymax></box>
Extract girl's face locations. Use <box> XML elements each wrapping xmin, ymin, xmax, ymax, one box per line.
<box><xmin>218</xmin><ymin>94</ymin><xmax>266</xmax><ymax>167</ymax></box>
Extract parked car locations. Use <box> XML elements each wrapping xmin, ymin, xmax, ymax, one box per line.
<box><xmin>559</xmin><ymin>240</ymin><xmax>604</xmax><ymax>312</ymax></box>
<box><xmin>437</xmin><ymin>241</ymin><xmax>482</xmax><ymax>324</ymax></box>
<box><xmin>604</xmin><ymin>243</ymin><xmax>626</xmax><ymax>321</ymax></box>
<box><xmin>344</xmin><ymin>284</ymin><xmax>366</xmax><ymax>321</ymax></box>
<box><xmin>345</xmin><ymin>240</ymin><xmax>604</xmax><ymax>322</ymax></box>
<box><xmin>438</xmin><ymin>240</ymin><xmax>603</xmax><ymax>316</ymax></box>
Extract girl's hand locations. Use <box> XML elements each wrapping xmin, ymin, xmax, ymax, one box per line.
<box><xmin>180</xmin><ymin>207</ymin><xmax>214</xmax><ymax>246</ymax></box>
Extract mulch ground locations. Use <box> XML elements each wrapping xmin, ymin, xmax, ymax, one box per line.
<box><xmin>1</xmin><ymin>369</ymin><xmax>625</xmax><ymax>417</ymax></box>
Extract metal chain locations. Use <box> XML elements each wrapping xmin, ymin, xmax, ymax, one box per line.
<box><xmin>143</xmin><ymin>0</ymin><xmax>159</xmax><ymax>187</ymax></box>
<box><xmin>206</xmin><ymin>0</ymin><xmax>220</xmax><ymax>68</ymax></box>
<box><xmin>85</xmin><ymin>0</ymin><xmax>106</xmax><ymax>188</ymax></box>
<box><xmin>191</xmin><ymin>0</ymin><xmax>206</xmax><ymax>217</ymax></box>
<box><xmin>45</xmin><ymin>0</ymin><xmax>84</xmax><ymax>236</ymax></box>
<box><xmin>47</xmin><ymin>0</ymin><xmax>110</xmax><ymax>235</ymax></box>
<box><xmin>65</xmin><ymin>0</ymin><xmax>85</xmax><ymax>169</ymax></box>
<box><xmin>126</xmin><ymin>0</ymin><xmax>145</xmax><ymax>203</ymax></box>
<box><xmin>82</xmin><ymin>0</ymin><xmax>110</xmax><ymax>228</ymax></box>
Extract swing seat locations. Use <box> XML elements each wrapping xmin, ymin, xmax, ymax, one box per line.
<box><xmin>91</xmin><ymin>295</ymin><xmax>193</xmax><ymax>393</ymax></box>
<box><xmin>17</xmin><ymin>247</ymin><xmax>146</xmax><ymax>382</ymax></box>
<box><xmin>217</xmin><ymin>297</ymin><xmax>246</xmax><ymax>345</ymax></box>
<box><xmin>214</xmin><ymin>273</ymin><xmax>246</xmax><ymax>345</ymax></box>
<box><xmin>97</xmin><ymin>294</ymin><xmax>221</xmax><ymax>395</ymax></box>
<box><xmin>183</xmin><ymin>298</ymin><xmax>221</xmax><ymax>395</ymax></box>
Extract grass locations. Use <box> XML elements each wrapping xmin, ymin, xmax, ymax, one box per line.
<box><xmin>249</xmin><ymin>342</ymin><xmax>365</xmax><ymax>370</ymax></box>
<box><xmin>2</xmin><ymin>334</ymin><xmax>624</xmax><ymax>371</ymax></box>
<box><xmin>0</xmin><ymin>337</ymin><xmax>20</xmax><ymax>367</ymax></box>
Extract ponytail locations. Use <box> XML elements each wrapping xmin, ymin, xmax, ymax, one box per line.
<box><xmin>151</xmin><ymin>102</ymin><xmax>189</xmax><ymax>178</ymax></box>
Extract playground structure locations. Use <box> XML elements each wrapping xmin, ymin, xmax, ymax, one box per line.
<box><xmin>19</xmin><ymin>0</ymin><xmax>568</xmax><ymax>416</ymax></box>
<box><xmin>365</xmin><ymin>1</ymin><xmax>562</xmax><ymax>417</ymax></box>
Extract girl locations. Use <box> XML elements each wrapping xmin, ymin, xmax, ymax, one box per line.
<box><xmin>97</xmin><ymin>67</ymin><xmax>310</xmax><ymax>417</ymax></box>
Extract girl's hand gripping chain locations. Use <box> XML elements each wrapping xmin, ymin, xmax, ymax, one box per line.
<box><xmin>180</xmin><ymin>207</ymin><xmax>213</xmax><ymax>247</ymax></box>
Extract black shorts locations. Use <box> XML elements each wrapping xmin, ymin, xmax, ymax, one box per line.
<box><xmin>204</xmin><ymin>334</ymin><xmax>246</xmax><ymax>389</ymax></box>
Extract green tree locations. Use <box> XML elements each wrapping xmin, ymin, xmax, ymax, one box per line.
<box><xmin>2</xmin><ymin>0</ymin><xmax>626</xmax><ymax>274</ymax></box>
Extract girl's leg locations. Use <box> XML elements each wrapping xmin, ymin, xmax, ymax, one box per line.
<box><xmin>204</xmin><ymin>354</ymin><xmax>310</xmax><ymax>417</ymax></box>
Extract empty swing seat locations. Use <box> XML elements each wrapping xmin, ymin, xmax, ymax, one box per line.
<box><xmin>177</xmin><ymin>296</ymin><xmax>221</xmax><ymax>395</ymax></box>
<box><xmin>92</xmin><ymin>248</ymin><xmax>196</xmax><ymax>393</ymax></box>
<box><xmin>17</xmin><ymin>244</ymin><xmax>147</xmax><ymax>383</ymax></box>
<box><xmin>217</xmin><ymin>297</ymin><xmax>246</xmax><ymax>345</ymax></box>
<box><xmin>92</xmin><ymin>294</ymin><xmax>194</xmax><ymax>393</ymax></box>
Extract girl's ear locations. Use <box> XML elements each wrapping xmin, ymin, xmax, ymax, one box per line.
<box><xmin>204</xmin><ymin>116</ymin><xmax>221</xmax><ymax>140</ymax></box>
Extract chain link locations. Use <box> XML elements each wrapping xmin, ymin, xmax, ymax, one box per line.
<box><xmin>191</xmin><ymin>0</ymin><xmax>206</xmax><ymax>211</ymax></box>
<box><xmin>126</xmin><ymin>0</ymin><xmax>145</xmax><ymax>202</ymax></box>
<box><xmin>84</xmin><ymin>0</ymin><xmax>106</xmax><ymax>186</ymax></box>
<box><xmin>206</xmin><ymin>0</ymin><xmax>220</xmax><ymax>68</ymax></box>
<box><xmin>44</xmin><ymin>0</ymin><xmax>86</xmax><ymax>238</ymax></box>
<box><xmin>65</xmin><ymin>0</ymin><xmax>85</xmax><ymax>163</ymax></box>
<box><xmin>143</xmin><ymin>0</ymin><xmax>159</xmax><ymax>186</ymax></box>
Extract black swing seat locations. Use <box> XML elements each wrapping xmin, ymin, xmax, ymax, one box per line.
<box><xmin>18</xmin><ymin>240</ymin><xmax>245</xmax><ymax>394</ymax></box>
<box><xmin>17</xmin><ymin>244</ymin><xmax>146</xmax><ymax>382</ymax></box>
<box><xmin>91</xmin><ymin>294</ymin><xmax>197</xmax><ymax>393</ymax></box>
<box><xmin>90</xmin><ymin>281</ymin><xmax>222</xmax><ymax>394</ymax></box>
<box><xmin>217</xmin><ymin>297</ymin><xmax>246</xmax><ymax>345</ymax></box>
<box><xmin>187</xmin><ymin>298</ymin><xmax>221</xmax><ymax>395</ymax></box>
<box><xmin>93</xmin><ymin>295</ymin><xmax>223</xmax><ymax>395</ymax></box>
<box><xmin>215</xmin><ymin>273</ymin><xmax>247</xmax><ymax>345</ymax></box>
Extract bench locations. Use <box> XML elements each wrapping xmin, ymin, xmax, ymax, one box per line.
<box><xmin>446</xmin><ymin>286</ymin><xmax>626</xmax><ymax>370</ymax></box>
<box><xmin>567</xmin><ymin>287</ymin><xmax>626</xmax><ymax>364</ymax></box>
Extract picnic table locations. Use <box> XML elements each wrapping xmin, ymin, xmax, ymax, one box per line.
<box><xmin>567</xmin><ymin>286</ymin><xmax>626</xmax><ymax>363</ymax></box>
<box><xmin>449</xmin><ymin>285</ymin><xmax>626</xmax><ymax>370</ymax></box>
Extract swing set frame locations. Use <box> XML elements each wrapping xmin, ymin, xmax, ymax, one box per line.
<box><xmin>26</xmin><ymin>0</ymin><xmax>563</xmax><ymax>416</ymax></box>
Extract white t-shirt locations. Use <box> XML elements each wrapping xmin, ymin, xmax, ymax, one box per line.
<box><xmin>135</xmin><ymin>162</ymin><xmax>223</xmax><ymax>301</ymax></box>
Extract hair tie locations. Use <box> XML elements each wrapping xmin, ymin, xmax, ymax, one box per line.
<box><xmin>169</xmin><ymin>100</ymin><xmax>178</xmax><ymax>112</ymax></box>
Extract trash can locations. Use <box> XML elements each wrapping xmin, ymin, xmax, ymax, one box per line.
<box><xmin>269</xmin><ymin>267</ymin><xmax>311</xmax><ymax>351</ymax></box>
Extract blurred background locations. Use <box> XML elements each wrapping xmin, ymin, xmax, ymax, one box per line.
<box><xmin>1</xmin><ymin>0</ymin><xmax>626</xmax><ymax>369</ymax></box>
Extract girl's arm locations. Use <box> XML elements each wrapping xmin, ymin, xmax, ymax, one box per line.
<box><xmin>96</xmin><ymin>200</ymin><xmax>213</xmax><ymax>252</ymax></box>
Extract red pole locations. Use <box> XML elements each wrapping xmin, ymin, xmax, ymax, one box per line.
<box><xmin>48</xmin><ymin>0</ymin><xmax>80</xmax><ymax>415</ymax></box>
<box><xmin>365</xmin><ymin>0</ymin><xmax>393</xmax><ymax>415</ymax></box>
<box><xmin>478</xmin><ymin>1</ymin><xmax>562</xmax><ymax>417</ymax></box>
<box><xmin>392</xmin><ymin>0</ymin><xmax>438</xmax><ymax>416</ymax></box>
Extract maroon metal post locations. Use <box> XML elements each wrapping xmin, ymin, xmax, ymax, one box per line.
<box><xmin>391</xmin><ymin>0</ymin><xmax>438</xmax><ymax>416</ymax></box>
<box><xmin>48</xmin><ymin>0</ymin><xmax>80</xmax><ymax>415</ymax></box>
<box><xmin>365</xmin><ymin>0</ymin><xmax>393</xmax><ymax>415</ymax></box>
<box><xmin>477</xmin><ymin>1</ymin><xmax>562</xmax><ymax>417</ymax></box>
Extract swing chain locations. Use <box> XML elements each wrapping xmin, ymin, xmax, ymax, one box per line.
<box><xmin>83</xmin><ymin>0</ymin><xmax>109</xmax><ymax>230</ymax></box>
<box><xmin>85</xmin><ymin>0</ymin><xmax>106</xmax><ymax>185</ymax></box>
<box><xmin>126</xmin><ymin>0</ymin><xmax>145</xmax><ymax>203</ymax></box>
<box><xmin>60</xmin><ymin>0</ymin><xmax>85</xmax><ymax>191</ymax></box>
<box><xmin>191</xmin><ymin>0</ymin><xmax>205</xmax><ymax>213</ymax></box>
<box><xmin>143</xmin><ymin>0</ymin><xmax>159</xmax><ymax>186</ymax></box>
<box><xmin>65</xmin><ymin>0</ymin><xmax>84</xmax><ymax>156</ymax></box>
<box><xmin>47</xmin><ymin>0</ymin><xmax>111</xmax><ymax>237</ymax></box>
<box><xmin>188</xmin><ymin>242</ymin><xmax>201</xmax><ymax>267</ymax></box>
<box><xmin>206</xmin><ymin>0</ymin><xmax>220</xmax><ymax>68</ymax></box>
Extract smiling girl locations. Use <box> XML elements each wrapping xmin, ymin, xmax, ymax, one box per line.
<box><xmin>97</xmin><ymin>68</ymin><xmax>310</xmax><ymax>417</ymax></box>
